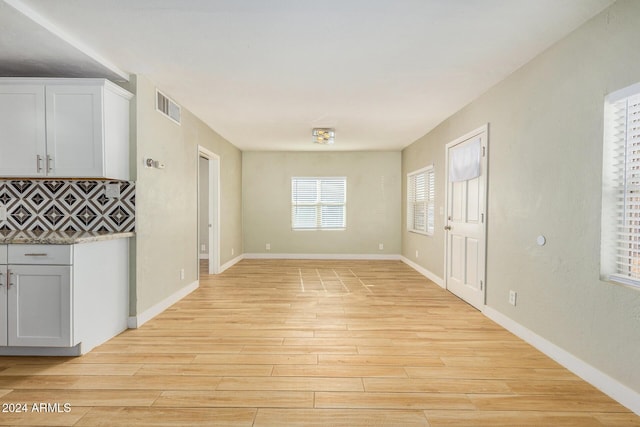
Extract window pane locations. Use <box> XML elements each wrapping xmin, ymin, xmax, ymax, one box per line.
<box><xmin>321</xmin><ymin>205</ymin><xmax>345</xmax><ymax>228</ymax></box>
<box><xmin>602</xmin><ymin>84</ymin><xmax>640</xmax><ymax>287</ymax></box>
<box><xmin>415</xmin><ymin>173</ymin><xmax>425</xmax><ymax>201</ymax></box>
<box><xmin>292</xmin><ymin>179</ymin><xmax>318</xmax><ymax>203</ymax></box>
<box><xmin>320</xmin><ymin>180</ymin><xmax>345</xmax><ymax>203</ymax></box>
<box><xmin>413</xmin><ymin>202</ymin><xmax>426</xmax><ymax>231</ymax></box>
<box><xmin>292</xmin><ymin>206</ymin><xmax>318</xmax><ymax>229</ymax></box>
<box><xmin>292</xmin><ymin>177</ymin><xmax>346</xmax><ymax>230</ymax></box>
<box><xmin>407</xmin><ymin>167</ymin><xmax>433</xmax><ymax>234</ymax></box>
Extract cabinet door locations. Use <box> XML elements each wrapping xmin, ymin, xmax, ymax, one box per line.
<box><xmin>0</xmin><ymin>266</ymin><xmax>6</xmax><ymax>346</ymax></box>
<box><xmin>7</xmin><ymin>265</ymin><xmax>72</xmax><ymax>347</ymax></box>
<box><xmin>0</xmin><ymin>85</ymin><xmax>47</xmax><ymax>176</ymax></box>
<box><xmin>45</xmin><ymin>85</ymin><xmax>104</xmax><ymax>177</ymax></box>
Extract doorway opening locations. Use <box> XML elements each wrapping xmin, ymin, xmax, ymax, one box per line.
<box><xmin>198</xmin><ymin>147</ymin><xmax>220</xmax><ymax>276</ymax></box>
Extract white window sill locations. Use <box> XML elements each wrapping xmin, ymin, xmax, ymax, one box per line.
<box><xmin>608</xmin><ymin>274</ymin><xmax>640</xmax><ymax>291</ymax></box>
<box><xmin>408</xmin><ymin>229</ymin><xmax>433</xmax><ymax>237</ymax></box>
<box><xmin>292</xmin><ymin>228</ymin><xmax>346</xmax><ymax>231</ymax></box>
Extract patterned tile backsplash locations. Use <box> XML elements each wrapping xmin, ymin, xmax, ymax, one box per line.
<box><xmin>0</xmin><ymin>180</ymin><xmax>135</xmax><ymax>233</ymax></box>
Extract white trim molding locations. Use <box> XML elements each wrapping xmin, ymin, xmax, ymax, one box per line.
<box><xmin>128</xmin><ymin>280</ymin><xmax>199</xmax><ymax>329</ymax></box>
<box><xmin>401</xmin><ymin>256</ymin><xmax>445</xmax><ymax>288</ymax></box>
<box><xmin>220</xmin><ymin>254</ymin><xmax>245</xmax><ymax>273</ymax></box>
<box><xmin>0</xmin><ymin>344</ymin><xmax>82</xmax><ymax>357</ymax></box>
<box><xmin>483</xmin><ymin>306</ymin><xmax>640</xmax><ymax>416</ymax></box>
<box><xmin>198</xmin><ymin>146</ymin><xmax>221</xmax><ymax>275</ymax></box>
<box><xmin>243</xmin><ymin>253</ymin><xmax>402</xmax><ymax>261</ymax></box>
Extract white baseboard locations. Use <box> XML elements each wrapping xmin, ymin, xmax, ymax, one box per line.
<box><xmin>243</xmin><ymin>253</ymin><xmax>402</xmax><ymax>260</ymax></box>
<box><xmin>220</xmin><ymin>254</ymin><xmax>244</xmax><ymax>272</ymax></box>
<box><xmin>0</xmin><ymin>344</ymin><xmax>82</xmax><ymax>356</ymax></box>
<box><xmin>128</xmin><ymin>280</ymin><xmax>199</xmax><ymax>329</ymax></box>
<box><xmin>483</xmin><ymin>306</ymin><xmax>640</xmax><ymax>416</ymax></box>
<box><xmin>400</xmin><ymin>256</ymin><xmax>445</xmax><ymax>288</ymax></box>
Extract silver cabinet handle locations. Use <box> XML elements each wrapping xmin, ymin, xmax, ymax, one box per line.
<box><xmin>8</xmin><ymin>270</ymin><xmax>14</xmax><ymax>288</ymax></box>
<box><xmin>36</xmin><ymin>155</ymin><xmax>43</xmax><ymax>173</ymax></box>
<box><xmin>0</xmin><ymin>271</ymin><xmax>4</xmax><ymax>287</ymax></box>
<box><xmin>46</xmin><ymin>155</ymin><xmax>53</xmax><ymax>172</ymax></box>
<box><xmin>24</xmin><ymin>253</ymin><xmax>48</xmax><ymax>257</ymax></box>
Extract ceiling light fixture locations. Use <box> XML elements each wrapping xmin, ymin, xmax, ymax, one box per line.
<box><xmin>312</xmin><ymin>128</ymin><xmax>335</xmax><ymax>144</ymax></box>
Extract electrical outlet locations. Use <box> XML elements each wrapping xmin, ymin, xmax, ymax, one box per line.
<box><xmin>266</xmin><ymin>243</ymin><xmax>271</xmax><ymax>250</ymax></box>
<box><xmin>509</xmin><ymin>290</ymin><xmax>517</xmax><ymax>306</ymax></box>
<box><xmin>180</xmin><ymin>269</ymin><xmax>185</xmax><ymax>280</ymax></box>
<box><xmin>231</xmin><ymin>248</ymin><xmax>235</xmax><ymax>256</ymax></box>
<box><xmin>415</xmin><ymin>250</ymin><xmax>419</xmax><ymax>258</ymax></box>
<box><xmin>201</xmin><ymin>244</ymin><xmax>206</xmax><ymax>252</ymax></box>
<box><xmin>0</xmin><ymin>205</ymin><xmax>6</xmax><ymax>221</ymax></box>
<box><xmin>378</xmin><ymin>243</ymin><xmax>384</xmax><ymax>250</ymax></box>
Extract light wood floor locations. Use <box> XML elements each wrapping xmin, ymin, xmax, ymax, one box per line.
<box><xmin>0</xmin><ymin>259</ymin><xmax>638</xmax><ymax>426</ymax></box>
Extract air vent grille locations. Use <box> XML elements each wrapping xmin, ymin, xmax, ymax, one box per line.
<box><xmin>156</xmin><ymin>89</ymin><xmax>181</xmax><ymax>124</ymax></box>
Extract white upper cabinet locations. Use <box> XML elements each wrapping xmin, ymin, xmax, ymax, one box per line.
<box><xmin>0</xmin><ymin>85</ymin><xmax>46</xmax><ymax>176</ymax></box>
<box><xmin>0</xmin><ymin>78</ymin><xmax>132</xmax><ymax>180</ymax></box>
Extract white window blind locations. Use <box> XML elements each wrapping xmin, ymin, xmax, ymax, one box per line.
<box><xmin>407</xmin><ymin>166</ymin><xmax>434</xmax><ymax>235</ymax></box>
<box><xmin>602</xmin><ymin>83</ymin><xmax>640</xmax><ymax>288</ymax></box>
<box><xmin>291</xmin><ymin>177</ymin><xmax>346</xmax><ymax>230</ymax></box>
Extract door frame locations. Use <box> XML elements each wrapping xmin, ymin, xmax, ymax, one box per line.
<box><xmin>443</xmin><ymin>123</ymin><xmax>489</xmax><ymax>308</ymax></box>
<box><xmin>198</xmin><ymin>146</ymin><xmax>221</xmax><ymax>275</ymax></box>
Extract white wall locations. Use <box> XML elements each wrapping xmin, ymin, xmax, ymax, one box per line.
<box><xmin>403</xmin><ymin>0</ymin><xmax>640</xmax><ymax>395</ymax></box>
<box><xmin>243</xmin><ymin>151</ymin><xmax>401</xmax><ymax>256</ymax></box>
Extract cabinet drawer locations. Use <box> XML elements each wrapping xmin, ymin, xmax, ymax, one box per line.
<box><xmin>0</xmin><ymin>245</ymin><xmax>6</xmax><ymax>263</ymax></box>
<box><xmin>8</xmin><ymin>245</ymin><xmax>72</xmax><ymax>265</ymax></box>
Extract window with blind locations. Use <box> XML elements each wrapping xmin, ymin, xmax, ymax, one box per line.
<box><xmin>291</xmin><ymin>177</ymin><xmax>346</xmax><ymax>230</ymax></box>
<box><xmin>601</xmin><ymin>82</ymin><xmax>640</xmax><ymax>289</ymax></box>
<box><xmin>407</xmin><ymin>166</ymin><xmax>435</xmax><ymax>235</ymax></box>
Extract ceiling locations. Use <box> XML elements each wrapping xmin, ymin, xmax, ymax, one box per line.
<box><xmin>0</xmin><ymin>0</ymin><xmax>614</xmax><ymax>151</ymax></box>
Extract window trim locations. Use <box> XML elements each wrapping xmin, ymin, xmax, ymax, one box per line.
<box><xmin>407</xmin><ymin>165</ymin><xmax>435</xmax><ymax>236</ymax></box>
<box><xmin>291</xmin><ymin>177</ymin><xmax>347</xmax><ymax>231</ymax></box>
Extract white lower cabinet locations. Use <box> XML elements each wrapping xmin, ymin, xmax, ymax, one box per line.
<box><xmin>0</xmin><ymin>240</ymin><xmax>128</xmax><ymax>355</ymax></box>
<box><xmin>8</xmin><ymin>265</ymin><xmax>72</xmax><ymax>347</ymax></box>
<box><xmin>0</xmin><ymin>263</ymin><xmax>6</xmax><ymax>346</ymax></box>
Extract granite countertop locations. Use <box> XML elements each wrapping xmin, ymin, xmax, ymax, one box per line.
<box><xmin>0</xmin><ymin>230</ymin><xmax>135</xmax><ymax>245</ymax></box>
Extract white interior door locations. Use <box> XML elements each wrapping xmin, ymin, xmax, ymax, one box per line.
<box><xmin>445</xmin><ymin>125</ymin><xmax>488</xmax><ymax>309</ymax></box>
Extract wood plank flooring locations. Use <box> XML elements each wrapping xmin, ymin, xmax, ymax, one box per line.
<box><xmin>0</xmin><ymin>259</ymin><xmax>638</xmax><ymax>426</ymax></box>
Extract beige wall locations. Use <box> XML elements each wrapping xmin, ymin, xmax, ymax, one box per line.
<box><xmin>243</xmin><ymin>151</ymin><xmax>401</xmax><ymax>255</ymax></box>
<box><xmin>403</xmin><ymin>0</ymin><xmax>640</xmax><ymax>393</ymax></box>
<box><xmin>130</xmin><ymin>75</ymin><xmax>242</xmax><ymax>316</ymax></box>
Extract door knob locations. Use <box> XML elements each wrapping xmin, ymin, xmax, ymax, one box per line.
<box><xmin>444</xmin><ymin>225</ymin><xmax>452</xmax><ymax>231</ymax></box>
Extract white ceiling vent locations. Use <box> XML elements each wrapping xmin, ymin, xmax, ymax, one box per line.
<box><xmin>156</xmin><ymin>89</ymin><xmax>181</xmax><ymax>125</ymax></box>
